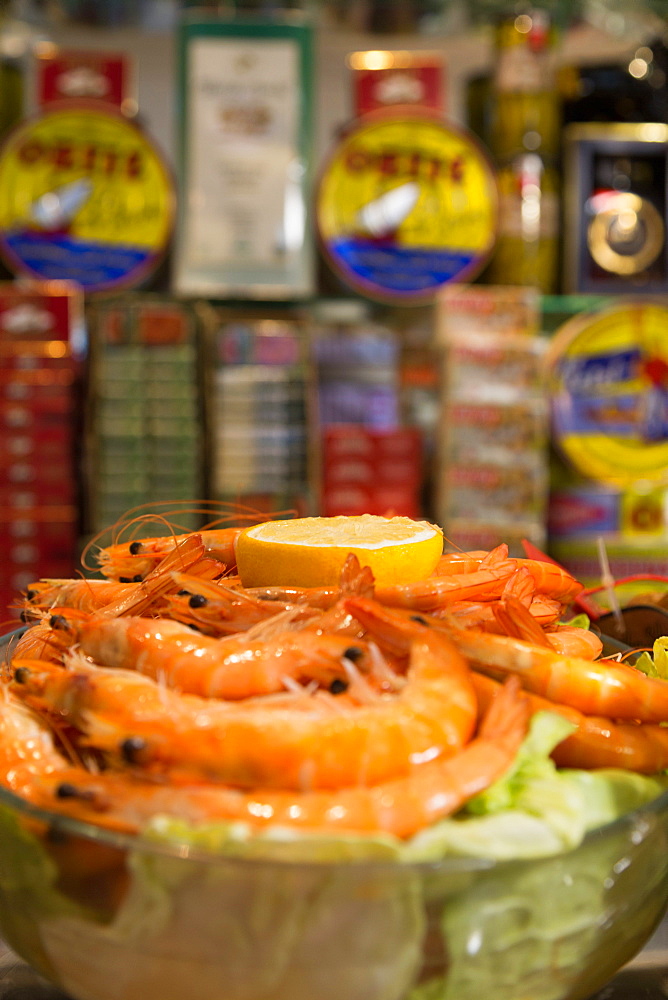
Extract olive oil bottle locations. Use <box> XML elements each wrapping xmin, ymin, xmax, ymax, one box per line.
<box><xmin>484</xmin><ymin>9</ymin><xmax>561</xmax><ymax>293</ymax></box>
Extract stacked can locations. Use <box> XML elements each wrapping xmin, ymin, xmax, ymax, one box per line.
<box><xmin>86</xmin><ymin>296</ymin><xmax>203</xmax><ymax>540</ymax></box>
<box><xmin>203</xmin><ymin>310</ymin><xmax>313</xmax><ymax>514</ymax></box>
<box><xmin>311</xmin><ymin>301</ymin><xmax>425</xmax><ymax>517</ymax></box>
<box><xmin>0</xmin><ymin>283</ymin><xmax>83</xmax><ymax>622</ymax></box>
<box><xmin>435</xmin><ymin>285</ymin><xmax>550</xmax><ymax>555</ymax></box>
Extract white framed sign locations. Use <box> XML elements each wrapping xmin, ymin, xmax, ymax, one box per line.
<box><xmin>174</xmin><ymin>17</ymin><xmax>314</xmax><ymax>300</ymax></box>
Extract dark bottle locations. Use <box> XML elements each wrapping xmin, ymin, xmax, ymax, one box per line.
<box><xmin>561</xmin><ymin>35</ymin><xmax>668</xmax><ymax>126</ymax></box>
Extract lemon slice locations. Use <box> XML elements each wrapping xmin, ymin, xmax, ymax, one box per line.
<box><xmin>235</xmin><ymin>514</ymin><xmax>444</xmax><ymax>588</ymax></box>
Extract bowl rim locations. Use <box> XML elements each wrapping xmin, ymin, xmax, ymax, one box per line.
<box><xmin>1</xmin><ymin>779</ymin><xmax>667</xmax><ymax>873</ymax></box>
<box><xmin>2</xmin><ymin>626</ymin><xmax>668</xmax><ymax>871</ymax></box>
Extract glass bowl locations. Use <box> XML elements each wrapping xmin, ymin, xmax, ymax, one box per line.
<box><xmin>1</xmin><ymin>761</ymin><xmax>668</xmax><ymax>1000</ymax></box>
<box><xmin>1</xmin><ymin>632</ymin><xmax>668</xmax><ymax>1000</ymax></box>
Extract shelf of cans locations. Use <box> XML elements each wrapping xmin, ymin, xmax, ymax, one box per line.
<box><xmin>434</xmin><ymin>285</ymin><xmax>551</xmax><ymax>557</ymax></box>
<box><xmin>0</xmin><ymin>281</ymin><xmax>565</xmax><ymax>628</ymax></box>
<box><xmin>194</xmin><ymin>303</ymin><xmax>315</xmax><ymax>518</ymax></box>
<box><xmin>311</xmin><ymin>300</ymin><xmax>425</xmax><ymax>519</ymax></box>
<box><xmin>84</xmin><ymin>299</ymin><xmax>411</xmax><ymax>552</ymax></box>
<box><xmin>0</xmin><ymin>282</ymin><xmax>83</xmax><ymax>622</ymax></box>
<box><xmin>85</xmin><ymin>296</ymin><xmax>204</xmax><ymax>542</ymax></box>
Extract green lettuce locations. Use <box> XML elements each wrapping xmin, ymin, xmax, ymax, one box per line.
<box><xmin>635</xmin><ymin>637</ymin><xmax>668</xmax><ymax>679</ymax></box>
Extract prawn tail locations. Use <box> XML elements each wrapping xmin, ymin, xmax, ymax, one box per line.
<box><xmin>492</xmin><ymin>596</ymin><xmax>552</xmax><ymax>648</ymax></box>
<box><xmin>338</xmin><ymin>553</ymin><xmax>376</xmax><ymax>598</ymax></box>
<box><xmin>477</xmin><ymin>674</ymin><xmax>531</xmax><ymax>745</ymax></box>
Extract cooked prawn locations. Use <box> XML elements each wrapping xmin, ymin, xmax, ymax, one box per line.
<box><xmin>436</xmin><ymin>544</ymin><xmax>582</xmax><ymax>605</ymax></box>
<box><xmin>472</xmin><ymin>672</ymin><xmax>668</xmax><ymax>775</ymax></box>
<box><xmin>491</xmin><ymin>596</ymin><xmax>603</xmax><ymax>659</ymax></box>
<box><xmin>8</xmin><ymin>674</ymin><xmax>529</xmax><ymax>839</ymax></box>
<box><xmin>542</xmin><ymin>624</ymin><xmax>603</xmax><ymax>660</ymax></box>
<box><xmin>245</xmin><ymin>553</ymin><xmax>376</xmax><ymax>611</ymax></box>
<box><xmin>373</xmin><ymin>560</ymin><xmax>517</xmax><ymax>613</ymax></box>
<box><xmin>0</xmin><ymin>687</ymin><xmax>73</xmax><ymax>793</ymax></box>
<box><xmin>448</xmin><ymin>626</ymin><xmax>668</xmax><ymax>723</ymax></box>
<box><xmin>47</xmin><ymin>612</ymin><xmax>376</xmax><ymax>700</ymax></box>
<box><xmin>161</xmin><ymin>573</ymin><xmax>321</xmax><ymax>636</ymax></box>
<box><xmin>23</xmin><ymin>534</ymin><xmax>224</xmax><ymax>621</ymax></box>
<box><xmin>441</xmin><ymin>568</ymin><xmax>562</xmax><ymax>632</ymax></box>
<box><xmin>12</xmin><ymin>620</ymin><xmax>478</xmax><ymax>791</ymax></box>
<box><xmin>95</xmin><ymin>527</ymin><xmax>242</xmax><ymax>581</ymax></box>
<box><xmin>2</xmin><ymin>620</ymin><xmax>71</xmax><ymax>667</ymax></box>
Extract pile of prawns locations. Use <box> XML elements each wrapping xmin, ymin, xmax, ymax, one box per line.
<box><xmin>2</xmin><ymin>520</ymin><xmax>668</xmax><ymax>842</ymax></box>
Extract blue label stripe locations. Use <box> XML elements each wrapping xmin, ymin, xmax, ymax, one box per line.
<box><xmin>5</xmin><ymin>230</ymin><xmax>152</xmax><ymax>288</ymax></box>
<box><xmin>330</xmin><ymin>237</ymin><xmax>475</xmax><ymax>293</ymax></box>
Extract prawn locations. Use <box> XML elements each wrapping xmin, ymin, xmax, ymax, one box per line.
<box><xmin>95</xmin><ymin>527</ymin><xmax>243</xmax><ymax>581</ymax></box>
<box><xmin>0</xmin><ymin>687</ymin><xmax>73</xmax><ymax>793</ymax></box>
<box><xmin>245</xmin><ymin>553</ymin><xmax>376</xmax><ymax>611</ymax></box>
<box><xmin>165</xmin><ymin>570</ymin><xmax>371</xmax><ymax>641</ymax></box>
<box><xmin>12</xmin><ymin>619</ymin><xmax>478</xmax><ymax>791</ymax></box>
<box><xmin>373</xmin><ymin>560</ymin><xmax>518</xmax><ymax>613</ymax></box>
<box><xmin>447</xmin><ymin>626</ymin><xmax>668</xmax><ymax>723</ymax></box>
<box><xmin>2</xmin><ymin>620</ymin><xmax>71</xmax><ymax>667</ymax></box>
<box><xmin>436</xmin><ymin>545</ymin><xmax>582</xmax><ymax>605</ymax></box>
<box><xmin>441</xmin><ymin>568</ymin><xmax>562</xmax><ymax>632</ymax></box>
<box><xmin>6</xmin><ymin>675</ymin><xmax>529</xmax><ymax>839</ymax></box>
<box><xmin>47</xmin><ymin>612</ymin><xmax>376</xmax><ymax>700</ymax></box>
<box><xmin>344</xmin><ymin>597</ymin><xmax>658</xmax><ymax>727</ymax></box>
<box><xmin>161</xmin><ymin>573</ymin><xmax>321</xmax><ymax>637</ymax></box>
<box><xmin>472</xmin><ymin>672</ymin><xmax>668</xmax><ymax>775</ymax></box>
<box><xmin>22</xmin><ymin>534</ymin><xmax>224</xmax><ymax>620</ymax></box>
<box><xmin>491</xmin><ymin>597</ymin><xmax>603</xmax><ymax>659</ymax></box>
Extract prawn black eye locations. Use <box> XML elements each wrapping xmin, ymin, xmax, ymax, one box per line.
<box><xmin>55</xmin><ymin>782</ymin><xmax>96</xmax><ymax>803</ymax></box>
<box><xmin>188</xmin><ymin>594</ymin><xmax>208</xmax><ymax>609</ymax></box>
<box><xmin>13</xmin><ymin>666</ymin><xmax>30</xmax><ymax>684</ymax></box>
<box><xmin>49</xmin><ymin>614</ymin><xmax>70</xmax><ymax>631</ymax></box>
<box><xmin>410</xmin><ymin>614</ymin><xmax>429</xmax><ymax>626</ymax></box>
<box><xmin>19</xmin><ymin>610</ymin><xmax>29</xmax><ymax>623</ymax></box>
<box><xmin>129</xmin><ymin>541</ymin><xmax>143</xmax><ymax>555</ymax></box>
<box><xmin>343</xmin><ymin>646</ymin><xmax>363</xmax><ymax>662</ymax></box>
<box><xmin>55</xmin><ymin>782</ymin><xmax>81</xmax><ymax>799</ymax></box>
<box><xmin>132</xmin><ymin>575</ymin><xmax>143</xmax><ymax>582</ymax></box>
<box><xmin>177</xmin><ymin>590</ymin><xmax>190</xmax><ymax>597</ymax></box>
<box><xmin>118</xmin><ymin>577</ymin><xmax>132</xmax><ymax>583</ymax></box>
<box><xmin>120</xmin><ymin>736</ymin><xmax>148</xmax><ymax>764</ymax></box>
<box><xmin>329</xmin><ymin>678</ymin><xmax>349</xmax><ymax>695</ymax></box>
<box><xmin>26</xmin><ymin>589</ymin><xmax>36</xmax><ymax>601</ymax></box>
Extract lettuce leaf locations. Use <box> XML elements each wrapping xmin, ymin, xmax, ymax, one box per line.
<box><xmin>635</xmin><ymin>636</ymin><xmax>668</xmax><ymax>679</ymax></box>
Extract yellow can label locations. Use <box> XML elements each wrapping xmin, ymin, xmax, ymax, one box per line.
<box><xmin>548</xmin><ymin>300</ymin><xmax>668</xmax><ymax>484</ymax></box>
<box><xmin>316</xmin><ymin>110</ymin><xmax>497</xmax><ymax>304</ymax></box>
<box><xmin>0</xmin><ymin>104</ymin><xmax>174</xmax><ymax>291</ymax></box>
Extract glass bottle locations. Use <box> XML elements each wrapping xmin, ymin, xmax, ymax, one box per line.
<box><xmin>484</xmin><ymin>8</ymin><xmax>562</xmax><ymax>293</ymax></box>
